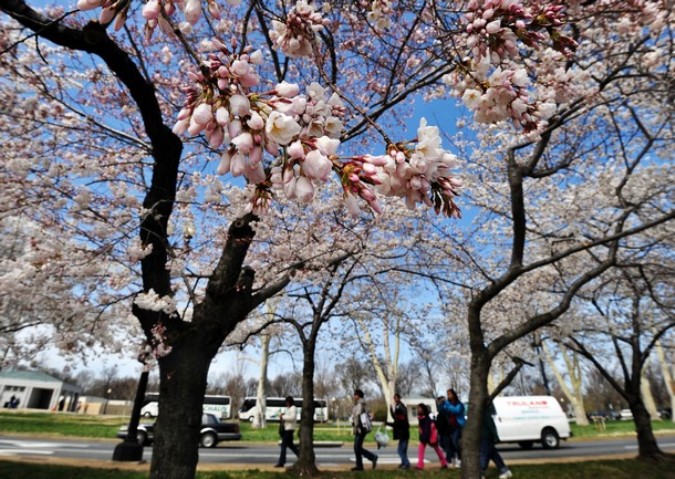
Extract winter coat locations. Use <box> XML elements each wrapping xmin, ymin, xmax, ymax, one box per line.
<box><xmin>418</xmin><ymin>414</ymin><xmax>434</xmax><ymax>445</ymax></box>
<box><xmin>481</xmin><ymin>404</ymin><xmax>500</xmax><ymax>444</ymax></box>
<box><xmin>351</xmin><ymin>398</ymin><xmax>368</xmax><ymax>435</ymax></box>
<box><xmin>386</xmin><ymin>402</ymin><xmax>410</xmax><ymax>440</ymax></box>
<box><xmin>441</xmin><ymin>398</ymin><xmax>467</xmax><ymax>428</ymax></box>
<box><xmin>281</xmin><ymin>405</ymin><xmax>297</xmax><ymax>431</ymax></box>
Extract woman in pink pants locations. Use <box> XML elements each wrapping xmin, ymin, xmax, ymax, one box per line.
<box><xmin>415</xmin><ymin>403</ymin><xmax>448</xmax><ymax>469</ymax></box>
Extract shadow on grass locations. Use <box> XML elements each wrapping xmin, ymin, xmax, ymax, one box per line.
<box><xmin>4</xmin><ymin>457</ymin><xmax>675</xmax><ymax>479</ymax></box>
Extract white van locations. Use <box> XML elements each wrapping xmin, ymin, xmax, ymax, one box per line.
<box><xmin>492</xmin><ymin>396</ymin><xmax>571</xmax><ymax>449</ymax></box>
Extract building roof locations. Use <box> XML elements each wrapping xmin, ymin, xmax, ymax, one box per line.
<box><xmin>0</xmin><ymin>369</ymin><xmax>66</xmax><ymax>383</ymax></box>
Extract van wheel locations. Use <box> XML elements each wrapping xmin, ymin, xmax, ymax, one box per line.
<box><xmin>200</xmin><ymin>432</ymin><xmax>217</xmax><ymax>448</ymax></box>
<box><xmin>518</xmin><ymin>441</ymin><xmax>534</xmax><ymax>449</ymax></box>
<box><xmin>541</xmin><ymin>428</ymin><xmax>560</xmax><ymax>449</ymax></box>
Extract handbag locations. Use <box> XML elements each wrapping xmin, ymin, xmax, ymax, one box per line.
<box><xmin>278</xmin><ymin>422</ymin><xmax>285</xmax><ymax>437</ymax></box>
<box><xmin>374</xmin><ymin>426</ymin><xmax>389</xmax><ymax>449</ymax></box>
<box><xmin>359</xmin><ymin>411</ymin><xmax>373</xmax><ymax>433</ymax></box>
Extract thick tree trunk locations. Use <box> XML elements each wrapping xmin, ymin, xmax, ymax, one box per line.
<box><xmin>461</xmin><ymin>348</ymin><xmax>490</xmax><ymax>479</ymax></box>
<box><xmin>640</xmin><ymin>372</ymin><xmax>660</xmax><ymax>420</ymax></box>
<box><xmin>654</xmin><ymin>340</ymin><xmax>675</xmax><ymax>423</ymax></box>
<box><xmin>571</xmin><ymin>398</ymin><xmax>588</xmax><ymax>426</ymax></box>
<box><xmin>150</xmin><ymin>336</ymin><xmax>216</xmax><ymax>479</ymax></box>
<box><xmin>631</xmin><ymin>401</ymin><xmax>665</xmax><ymax>460</ymax></box>
<box><xmin>253</xmin><ymin>334</ymin><xmax>271</xmax><ymax>428</ymax></box>
<box><xmin>291</xmin><ymin>339</ymin><xmax>318</xmax><ymax>475</ymax></box>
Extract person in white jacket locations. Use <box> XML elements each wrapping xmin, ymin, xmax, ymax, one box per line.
<box><xmin>275</xmin><ymin>396</ymin><xmax>300</xmax><ymax>467</ymax></box>
<box><xmin>351</xmin><ymin>389</ymin><xmax>378</xmax><ymax>471</ymax></box>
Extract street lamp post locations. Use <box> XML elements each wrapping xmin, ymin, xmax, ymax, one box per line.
<box><xmin>113</xmin><ymin>352</ymin><xmax>151</xmax><ymax>462</ymax></box>
<box><xmin>103</xmin><ymin>388</ymin><xmax>112</xmax><ymax>415</ymax></box>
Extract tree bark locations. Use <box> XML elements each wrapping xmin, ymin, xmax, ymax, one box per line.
<box><xmin>631</xmin><ymin>401</ymin><xmax>666</xmax><ymax>460</ymax></box>
<box><xmin>641</xmin><ymin>372</ymin><xmax>660</xmax><ymax>420</ymax></box>
<box><xmin>654</xmin><ymin>339</ymin><xmax>675</xmax><ymax>423</ymax></box>
<box><xmin>151</xmin><ymin>333</ymin><xmax>217</xmax><ymax>479</ymax></box>
<box><xmin>291</xmin><ymin>335</ymin><xmax>318</xmax><ymax>476</ymax></box>
<box><xmin>253</xmin><ymin>334</ymin><xmax>271</xmax><ymax>429</ymax></box>
<box><xmin>543</xmin><ymin>341</ymin><xmax>589</xmax><ymax>426</ymax></box>
<box><xmin>461</xmin><ymin>327</ymin><xmax>490</xmax><ymax>479</ymax></box>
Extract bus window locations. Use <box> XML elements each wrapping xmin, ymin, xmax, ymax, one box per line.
<box><xmin>141</xmin><ymin>394</ymin><xmax>232</xmax><ymax>419</ymax></box>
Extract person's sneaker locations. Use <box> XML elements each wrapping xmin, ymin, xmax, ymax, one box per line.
<box><xmin>401</xmin><ymin>465</ymin><xmax>411</xmax><ymax>470</ymax></box>
<box><xmin>273</xmin><ymin>464</ymin><xmax>284</xmax><ymax>468</ymax></box>
<box><xmin>499</xmin><ymin>469</ymin><xmax>513</xmax><ymax>479</ymax></box>
<box><xmin>372</xmin><ymin>455</ymin><xmax>378</xmax><ymax>469</ymax></box>
<box><xmin>455</xmin><ymin>459</ymin><xmax>461</xmax><ymax>468</ymax></box>
<box><xmin>351</xmin><ymin>466</ymin><xmax>364</xmax><ymax>471</ymax></box>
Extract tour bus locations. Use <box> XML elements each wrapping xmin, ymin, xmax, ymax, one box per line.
<box><xmin>238</xmin><ymin>397</ymin><xmax>328</xmax><ymax>422</ymax></box>
<box><xmin>141</xmin><ymin>393</ymin><xmax>232</xmax><ymax>419</ymax></box>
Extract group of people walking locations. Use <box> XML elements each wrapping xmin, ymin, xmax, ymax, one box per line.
<box><xmin>385</xmin><ymin>389</ymin><xmax>512</xmax><ymax>478</ymax></box>
<box><xmin>275</xmin><ymin>388</ymin><xmax>512</xmax><ymax>479</ymax></box>
<box><xmin>387</xmin><ymin>388</ymin><xmax>464</xmax><ymax>470</ymax></box>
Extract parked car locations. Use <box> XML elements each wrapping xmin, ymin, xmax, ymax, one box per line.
<box><xmin>117</xmin><ymin>413</ymin><xmax>241</xmax><ymax>447</ymax></box>
<box><xmin>607</xmin><ymin>410</ymin><xmax>622</xmax><ymax>421</ymax></box>
<box><xmin>620</xmin><ymin>409</ymin><xmax>633</xmax><ymax>420</ymax></box>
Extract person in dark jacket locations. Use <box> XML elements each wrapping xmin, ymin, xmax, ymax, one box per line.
<box><xmin>439</xmin><ymin>388</ymin><xmax>466</xmax><ymax>467</ymax></box>
<box><xmin>480</xmin><ymin>402</ymin><xmax>512</xmax><ymax>479</ymax></box>
<box><xmin>415</xmin><ymin>403</ymin><xmax>448</xmax><ymax>470</ymax></box>
<box><xmin>386</xmin><ymin>393</ymin><xmax>411</xmax><ymax>469</ymax></box>
<box><xmin>436</xmin><ymin>396</ymin><xmax>452</xmax><ymax>466</ymax></box>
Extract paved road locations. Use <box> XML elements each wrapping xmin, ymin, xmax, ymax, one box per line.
<box><xmin>1</xmin><ymin>435</ymin><xmax>674</xmax><ymax>468</ymax></box>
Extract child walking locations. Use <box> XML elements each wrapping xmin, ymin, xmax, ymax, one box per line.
<box><xmin>415</xmin><ymin>403</ymin><xmax>448</xmax><ymax>470</ymax></box>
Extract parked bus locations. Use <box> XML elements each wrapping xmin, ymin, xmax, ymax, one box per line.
<box><xmin>238</xmin><ymin>397</ymin><xmax>328</xmax><ymax>422</ymax></box>
<box><xmin>141</xmin><ymin>393</ymin><xmax>232</xmax><ymax>419</ymax></box>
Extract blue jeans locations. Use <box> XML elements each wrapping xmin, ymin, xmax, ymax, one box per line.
<box><xmin>397</xmin><ymin>438</ymin><xmax>411</xmax><ymax>467</ymax></box>
<box><xmin>354</xmin><ymin>432</ymin><xmax>377</xmax><ymax>469</ymax></box>
<box><xmin>480</xmin><ymin>437</ymin><xmax>507</xmax><ymax>474</ymax></box>
<box><xmin>449</xmin><ymin>427</ymin><xmax>462</xmax><ymax>461</ymax></box>
<box><xmin>277</xmin><ymin>429</ymin><xmax>299</xmax><ymax>466</ymax></box>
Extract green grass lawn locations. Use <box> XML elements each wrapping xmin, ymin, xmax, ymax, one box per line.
<box><xmin>2</xmin><ymin>410</ymin><xmax>675</xmax><ymax>444</ymax></box>
<box><xmin>2</xmin><ymin>458</ymin><xmax>675</xmax><ymax>479</ymax></box>
<box><xmin>570</xmin><ymin>418</ymin><xmax>675</xmax><ymax>438</ymax></box>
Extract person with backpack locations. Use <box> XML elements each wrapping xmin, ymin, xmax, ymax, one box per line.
<box><xmin>386</xmin><ymin>393</ymin><xmax>411</xmax><ymax>469</ymax></box>
<box><xmin>415</xmin><ymin>403</ymin><xmax>448</xmax><ymax>470</ymax></box>
<box><xmin>439</xmin><ymin>388</ymin><xmax>466</xmax><ymax>467</ymax></box>
<box><xmin>351</xmin><ymin>389</ymin><xmax>378</xmax><ymax>471</ymax></box>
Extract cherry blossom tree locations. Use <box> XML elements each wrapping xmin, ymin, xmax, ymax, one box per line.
<box><xmin>561</xmin><ymin>259</ymin><xmax>674</xmax><ymax>459</ymax></box>
<box><xmin>235</xmin><ymin>191</ymin><xmax>439</xmax><ymax>474</ymax></box>
<box><xmin>334</xmin><ymin>276</ymin><xmax>449</xmax><ymax>414</ymax></box>
<box><xmin>0</xmin><ymin>215</ymin><xmax>137</xmax><ymax>369</ymax></box>
<box><xmin>1</xmin><ymin>1</ymin><xmax>671</xmax><ymax>479</ymax></box>
<box><xmin>404</xmin><ymin>2</ymin><xmax>674</xmax><ymax>474</ymax></box>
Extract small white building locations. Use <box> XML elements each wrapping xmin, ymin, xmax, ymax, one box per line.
<box><xmin>0</xmin><ymin>370</ymin><xmax>81</xmax><ymax>412</ymax></box>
